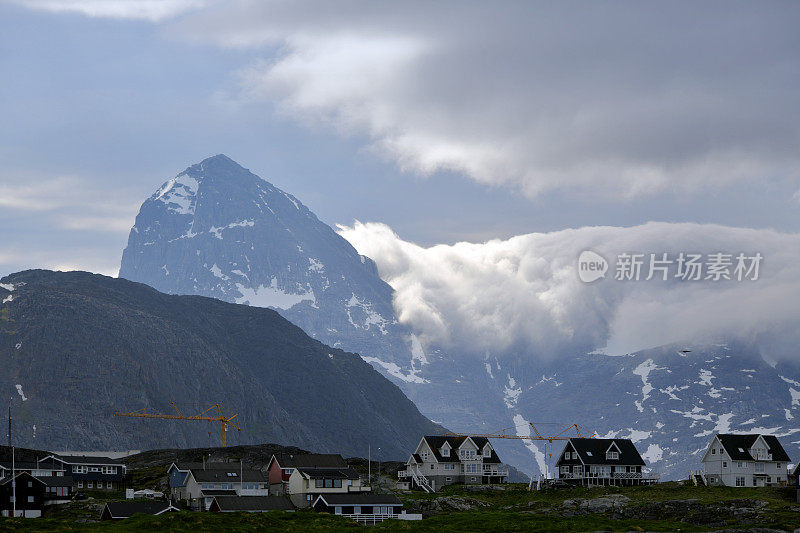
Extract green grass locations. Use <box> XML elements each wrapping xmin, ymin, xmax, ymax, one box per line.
<box><xmin>2</xmin><ymin>483</ymin><xmax>798</xmax><ymax>532</ymax></box>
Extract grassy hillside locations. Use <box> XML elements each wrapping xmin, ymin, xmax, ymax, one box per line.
<box><xmin>3</xmin><ymin>482</ymin><xmax>798</xmax><ymax>531</ymax></box>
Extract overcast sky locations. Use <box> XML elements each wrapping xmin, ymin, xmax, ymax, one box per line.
<box><xmin>2</xmin><ymin>0</ymin><xmax>799</xmax><ymax>282</ymax></box>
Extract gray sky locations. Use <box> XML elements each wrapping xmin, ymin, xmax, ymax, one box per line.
<box><xmin>2</xmin><ymin>0</ymin><xmax>799</xmax><ymax>278</ymax></box>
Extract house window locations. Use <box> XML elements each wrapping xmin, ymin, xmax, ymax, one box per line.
<box><xmin>737</xmin><ymin>462</ymin><xmax>743</xmax><ymax>468</ymax></box>
<box><xmin>483</xmin><ymin>447</ymin><xmax>491</xmax><ymax>457</ymax></box>
<box><xmin>28</xmin><ymin>496</ymin><xmax>34</xmax><ymax>503</ymax></box>
<box><xmin>722</xmin><ymin>461</ymin><xmax>727</xmax><ymax>468</ymax></box>
<box><xmin>441</xmin><ymin>448</ymin><xmax>449</xmax><ymax>457</ymax></box>
<box><xmin>87</xmin><ymin>482</ymin><xmax>93</xmax><ymax>489</ymax></box>
<box><xmin>777</xmin><ymin>463</ymin><xmax>782</xmax><ymax>469</ymax></box>
<box><xmin>107</xmin><ymin>482</ymin><xmax>113</xmax><ymax>489</ymax></box>
<box><xmin>445</xmin><ymin>477</ymin><xmax>452</xmax><ymax>482</ymax></box>
<box><xmin>755</xmin><ymin>463</ymin><xmax>765</xmax><ymax>473</ymax></box>
<box><xmin>335</xmin><ymin>507</ymin><xmax>342</xmax><ymax>515</ymax></box>
<box><xmin>560</xmin><ymin>466</ymin><xmax>570</xmax><ymax>474</ymax></box>
<box><xmin>711</xmin><ymin>448</ymin><xmax>716</xmax><ymax>455</ymax></box>
<box><xmin>465</xmin><ymin>464</ymin><xmax>480</xmax><ymax>474</ymax></box>
<box><xmin>77</xmin><ymin>481</ymin><xmax>83</xmax><ymax>488</ymax></box>
<box><xmin>606</xmin><ymin>452</ymin><xmax>618</xmax><ymax>460</ymax></box>
<box><xmin>470</xmin><ymin>477</ymin><xmax>476</xmax><ymax>482</ymax></box>
<box><xmin>735</xmin><ymin>476</ymin><xmax>745</xmax><ymax>487</ymax></box>
<box><xmin>283</xmin><ymin>468</ymin><xmax>294</xmax><ymax>475</ymax></box>
<box><xmin>316</xmin><ymin>479</ymin><xmax>323</xmax><ymax>488</ymax></box>
<box><xmin>444</xmin><ymin>464</ymin><xmax>454</xmax><ymax>470</ymax></box>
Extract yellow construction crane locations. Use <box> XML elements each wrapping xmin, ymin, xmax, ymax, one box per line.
<box><xmin>114</xmin><ymin>402</ymin><xmax>242</xmax><ymax>447</ymax></box>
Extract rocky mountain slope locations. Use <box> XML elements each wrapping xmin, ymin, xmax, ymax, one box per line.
<box><xmin>0</xmin><ymin>269</ymin><xmax>441</xmax><ymax>458</ymax></box>
<box><xmin>116</xmin><ymin>155</ymin><xmax>800</xmax><ymax>479</ymax></box>
<box><xmin>119</xmin><ymin>154</ymin><xmax>426</xmax><ymax>384</ymax></box>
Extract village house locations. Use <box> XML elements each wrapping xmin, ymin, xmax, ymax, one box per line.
<box><xmin>209</xmin><ymin>495</ymin><xmax>294</xmax><ymax>513</ymax></box>
<box><xmin>701</xmin><ymin>433</ymin><xmax>790</xmax><ymax>487</ymax></box>
<box><xmin>167</xmin><ymin>461</ymin><xmax>269</xmax><ymax>510</ymax></box>
<box><xmin>286</xmin><ymin>464</ymin><xmax>370</xmax><ymax>508</ymax></box>
<box><xmin>101</xmin><ymin>500</ymin><xmax>181</xmax><ymax>520</ymax></box>
<box><xmin>266</xmin><ymin>453</ymin><xmax>350</xmax><ymax>495</ymax></box>
<box><xmin>554</xmin><ymin>438</ymin><xmax>659</xmax><ymax>486</ymax></box>
<box><xmin>38</xmin><ymin>454</ymin><xmax>127</xmax><ymax>492</ymax></box>
<box><xmin>398</xmin><ymin>436</ymin><xmax>509</xmax><ymax>492</ymax></box>
<box><xmin>312</xmin><ymin>493</ymin><xmax>419</xmax><ymax>524</ymax></box>
<box><xmin>0</xmin><ymin>472</ymin><xmax>48</xmax><ymax>518</ymax></box>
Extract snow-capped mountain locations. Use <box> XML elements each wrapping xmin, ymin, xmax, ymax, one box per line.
<box><xmin>119</xmin><ymin>155</ymin><xmax>800</xmax><ymax>479</ymax></box>
<box><xmin>120</xmin><ymin>154</ymin><xmax>427</xmax><ymax>383</ymax></box>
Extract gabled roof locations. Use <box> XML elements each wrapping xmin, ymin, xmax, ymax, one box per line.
<box><xmin>762</xmin><ymin>435</ymin><xmax>791</xmax><ymax>462</ymax></box>
<box><xmin>212</xmin><ymin>495</ymin><xmax>294</xmax><ymax>511</ymax></box>
<box><xmin>0</xmin><ymin>471</ymin><xmax>45</xmax><ymax>486</ymax></box>
<box><xmin>270</xmin><ymin>453</ymin><xmax>347</xmax><ymax>469</ymax></box>
<box><xmin>715</xmin><ymin>434</ymin><xmax>791</xmax><ymax>462</ymax></box>
<box><xmin>562</xmin><ymin>438</ymin><xmax>646</xmax><ymax>466</ymax></box>
<box><xmin>313</xmin><ymin>493</ymin><xmax>402</xmax><ymax>506</ymax></box>
<box><xmin>295</xmin><ymin>467</ymin><xmax>360</xmax><ymax>480</ymax></box>
<box><xmin>419</xmin><ymin>436</ymin><xmax>500</xmax><ymax>463</ymax></box>
<box><xmin>103</xmin><ymin>501</ymin><xmax>179</xmax><ymax>519</ymax></box>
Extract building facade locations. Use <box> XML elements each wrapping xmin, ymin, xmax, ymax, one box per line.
<box><xmin>167</xmin><ymin>462</ymin><xmax>269</xmax><ymax>510</ymax></box>
<box><xmin>398</xmin><ymin>436</ymin><xmax>509</xmax><ymax>492</ymax></box>
<box><xmin>701</xmin><ymin>433</ymin><xmax>790</xmax><ymax>487</ymax></box>
<box><xmin>554</xmin><ymin>438</ymin><xmax>659</xmax><ymax>486</ymax></box>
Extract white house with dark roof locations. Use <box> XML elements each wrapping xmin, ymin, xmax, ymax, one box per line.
<box><xmin>554</xmin><ymin>438</ymin><xmax>659</xmax><ymax>486</ymax></box>
<box><xmin>701</xmin><ymin>433</ymin><xmax>790</xmax><ymax>487</ymax></box>
<box><xmin>398</xmin><ymin>436</ymin><xmax>508</xmax><ymax>492</ymax></box>
<box><xmin>286</xmin><ymin>465</ymin><xmax>369</xmax><ymax>508</ymax></box>
<box><xmin>167</xmin><ymin>462</ymin><xmax>269</xmax><ymax>510</ymax></box>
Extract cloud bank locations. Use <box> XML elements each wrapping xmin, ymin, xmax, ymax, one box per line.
<box><xmin>177</xmin><ymin>0</ymin><xmax>800</xmax><ymax>199</ymax></box>
<box><xmin>12</xmin><ymin>0</ymin><xmax>209</xmax><ymax>21</ymax></box>
<box><xmin>339</xmin><ymin>221</ymin><xmax>800</xmax><ymax>360</ymax></box>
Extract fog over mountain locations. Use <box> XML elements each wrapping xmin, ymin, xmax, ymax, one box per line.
<box><xmin>118</xmin><ymin>155</ymin><xmax>800</xmax><ymax>479</ymax></box>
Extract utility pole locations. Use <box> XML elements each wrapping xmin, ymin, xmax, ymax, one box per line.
<box><xmin>7</xmin><ymin>400</ymin><xmax>11</xmax><ymax>448</ymax></box>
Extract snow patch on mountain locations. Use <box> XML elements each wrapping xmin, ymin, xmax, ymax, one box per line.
<box><xmin>2</xmin><ymin>295</ymin><xmax>12</xmax><ymax>304</ymax></box>
<box><xmin>512</xmin><ymin>413</ymin><xmax>546</xmax><ymax>474</ymax></box>
<box><xmin>155</xmin><ymin>174</ymin><xmax>198</xmax><ymax>215</ymax></box>
<box><xmin>632</xmin><ymin>358</ymin><xmax>662</xmax><ymax>412</ymax></box>
<box><xmin>235</xmin><ymin>279</ymin><xmax>315</xmax><ymax>310</ymax></box>
<box><xmin>503</xmin><ymin>375</ymin><xmax>522</xmax><ymax>408</ymax></box>
<box><xmin>360</xmin><ymin>356</ymin><xmax>429</xmax><ymax>384</ymax></box>
<box><xmin>15</xmin><ymin>384</ymin><xmax>27</xmax><ymax>401</ymax></box>
<box><xmin>641</xmin><ymin>443</ymin><xmax>663</xmax><ymax>463</ymax></box>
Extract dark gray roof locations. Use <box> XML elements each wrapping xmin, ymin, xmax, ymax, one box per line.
<box><xmin>104</xmin><ymin>501</ymin><xmax>179</xmax><ymax>518</ymax></box>
<box><xmin>190</xmin><ymin>467</ymin><xmax>268</xmax><ymax>483</ymax></box>
<box><xmin>421</xmin><ymin>436</ymin><xmax>500</xmax><ymax>463</ymax></box>
<box><xmin>201</xmin><ymin>489</ymin><xmax>238</xmax><ymax>497</ymax></box>
<box><xmin>717</xmin><ymin>434</ymin><xmax>791</xmax><ymax>462</ymax></box>
<box><xmin>296</xmin><ymin>467</ymin><xmax>359</xmax><ymax>480</ymax></box>
<box><xmin>562</xmin><ymin>438</ymin><xmax>646</xmax><ymax>466</ymax></box>
<box><xmin>213</xmin><ymin>495</ymin><xmax>294</xmax><ymax>511</ymax></box>
<box><xmin>314</xmin><ymin>493</ymin><xmax>402</xmax><ymax>506</ymax></box>
<box><xmin>38</xmin><ymin>475</ymin><xmax>74</xmax><ymax>487</ymax></box>
<box><xmin>271</xmin><ymin>453</ymin><xmax>347</xmax><ymax>469</ymax></box>
<box><xmin>0</xmin><ymin>472</ymin><xmax>44</xmax><ymax>486</ymax></box>
<box><xmin>53</xmin><ymin>455</ymin><xmax>124</xmax><ymax>466</ymax></box>
<box><xmin>762</xmin><ymin>435</ymin><xmax>791</xmax><ymax>462</ymax></box>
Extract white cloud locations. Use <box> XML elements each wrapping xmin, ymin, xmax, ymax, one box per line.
<box><xmin>12</xmin><ymin>0</ymin><xmax>209</xmax><ymax>21</ymax></box>
<box><xmin>178</xmin><ymin>1</ymin><xmax>800</xmax><ymax>199</ymax></box>
<box><xmin>338</xmin><ymin>221</ymin><xmax>800</xmax><ymax>360</ymax></box>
